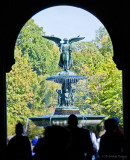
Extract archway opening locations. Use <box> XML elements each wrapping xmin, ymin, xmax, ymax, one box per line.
<box><xmin>6</xmin><ymin>5</ymin><xmax>122</xmax><ymax>139</ymax></box>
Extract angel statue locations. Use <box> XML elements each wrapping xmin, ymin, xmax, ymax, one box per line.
<box><xmin>43</xmin><ymin>36</ymin><xmax>85</xmax><ymax>71</ymax></box>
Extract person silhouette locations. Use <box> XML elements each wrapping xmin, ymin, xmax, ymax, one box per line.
<box><xmin>7</xmin><ymin>122</ymin><xmax>32</xmax><ymax>160</ymax></box>
<box><xmin>99</xmin><ymin>118</ymin><xmax>127</xmax><ymax>160</ymax></box>
<box><xmin>33</xmin><ymin>125</ymin><xmax>71</xmax><ymax>160</ymax></box>
<box><xmin>67</xmin><ymin>114</ymin><xmax>93</xmax><ymax>160</ymax></box>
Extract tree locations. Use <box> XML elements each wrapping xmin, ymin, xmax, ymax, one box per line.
<box><xmin>6</xmin><ymin>48</ymin><xmax>45</xmax><ymax>135</ymax></box>
<box><xmin>7</xmin><ymin>19</ymin><xmax>62</xmax><ymax>135</ymax></box>
<box><xmin>72</xmin><ymin>28</ymin><xmax>122</xmax><ymax>125</ymax></box>
<box><xmin>92</xmin><ymin>26</ymin><xmax>113</xmax><ymax>56</ymax></box>
<box><xmin>16</xmin><ymin>18</ymin><xmax>61</xmax><ymax>76</ymax></box>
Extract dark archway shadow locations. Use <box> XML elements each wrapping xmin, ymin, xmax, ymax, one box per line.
<box><xmin>2</xmin><ymin>1</ymin><xmax>124</xmax><ymax>72</ymax></box>
<box><xmin>0</xmin><ymin>1</ymin><xmax>130</xmax><ymax>159</ymax></box>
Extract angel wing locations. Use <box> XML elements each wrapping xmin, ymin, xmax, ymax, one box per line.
<box><xmin>42</xmin><ymin>36</ymin><xmax>61</xmax><ymax>47</ymax></box>
<box><xmin>69</xmin><ymin>37</ymin><xmax>85</xmax><ymax>44</ymax></box>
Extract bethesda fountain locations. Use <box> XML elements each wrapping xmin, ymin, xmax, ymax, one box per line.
<box><xmin>26</xmin><ymin>36</ymin><xmax>105</xmax><ymax>130</ymax></box>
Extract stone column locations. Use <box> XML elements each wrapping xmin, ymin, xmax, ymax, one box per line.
<box><xmin>0</xmin><ymin>61</ymin><xmax>7</xmax><ymax>160</ymax></box>
<box><xmin>123</xmin><ymin>67</ymin><xmax>130</xmax><ymax>158</ymax></box>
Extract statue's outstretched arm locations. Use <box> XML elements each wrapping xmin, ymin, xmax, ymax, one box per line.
<box><xmin>42</xmin><ymin>36</ymin><xmax>61</xmax><ymax>47</ymax></box>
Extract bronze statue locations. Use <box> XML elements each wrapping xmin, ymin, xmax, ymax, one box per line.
<box><xmin>56</xmin><ymin>89</ymin><xmax>62</xmax><ymax>105</ymax></box>
<box><xmin>43</xmin><ymin>36</ymin><xmax>85</xmax><ymax>71</ymax></box>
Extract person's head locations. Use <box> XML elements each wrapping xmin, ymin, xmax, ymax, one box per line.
<box><xmin>112</xmin><ymin>116</ymin><xmax>120</xmax><ymax>126</ymax></box>
<box><xmin>68</xmin><ymin>114</ymin><xmax>78</xmax><ymax>127</ymax></box>
<box><xmin>104</xmin><ymin>118</ymin><xmax>117</xmax><ymax>133</ymax></box>
<box><xmin>15</xmin><ymin>122</ymin><xmax>23</xmax><ymax>135</ymax></box>
<box><xmin>63</xmin><ymin>38</ymin><xmax>68</xmax><ymax>44</ymax></box>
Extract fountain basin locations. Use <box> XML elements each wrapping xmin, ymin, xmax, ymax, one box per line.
<box><xmin>46</xmin><ymin>71</ymin><xmax>87</xmax><ymax>84</ymax></box>
<box><xmin>29</xmin><ymin>114</ymin><xmax>106</xmax><ymax>127</ymax></box>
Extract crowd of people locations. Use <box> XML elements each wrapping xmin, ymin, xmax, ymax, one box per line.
<box><xmin>6</xmin><ymin>114</ymin><xmax>128</xmax><ymax>160</ymax></box>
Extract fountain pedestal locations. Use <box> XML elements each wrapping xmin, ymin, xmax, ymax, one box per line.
<box><xmin>46</xmin><ymin>70</ymin><xmax>87</xmax><ymax>116</ymax></box>
<box><xmin>28</xmin><ymin>71</ymin><xmax>106</xmax><ymax>128</ymax></box>
<box><xmin>54</xmin><ymin>106</ymin><xmax>80</xmax><ymax>115</ymax></box>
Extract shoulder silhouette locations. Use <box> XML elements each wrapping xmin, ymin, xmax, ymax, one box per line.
<box><xmin>7</xmin><ymin>122</ymin><xmax>32</xmax><ymax>160</ymax></box>
<box><xmin>99</xmin><ymin>118</ymin><xmax>127</xmax><ymax>160</ymax></box>
<box><xmin>33</xmin><ymin>125</ymin><xmax>71</xmax><ymax>160</ymax></box>
<box><xmin>67</xmin><ymin>114</ymin><xmax>93</xmax><ymax>160</ymax></box>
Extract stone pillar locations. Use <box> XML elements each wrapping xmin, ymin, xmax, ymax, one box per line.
<box><xmin>123</xmin><ymin>67</ymin><xmax>130</xmax><ymax>158</ymax></box>
<box><xmin>0</xmin><ymin>62</ymin><xmax>7</xmax><ymax>160</ymax></box>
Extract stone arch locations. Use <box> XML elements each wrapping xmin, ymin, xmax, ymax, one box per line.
<box><xmin>5</xmin><ymin>2</ymin><xmax>123</xmax><ymax>72</ymax></box>
<box><xmin>0</xmin><ymin>1</ymin><xmax>129</xmax><ymax>159</ymax></box>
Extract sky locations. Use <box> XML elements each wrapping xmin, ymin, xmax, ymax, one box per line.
<box><xmin>32</xmin><ymin>5</ymin><xmax>104</xmax><ymax>41</ymax></box>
